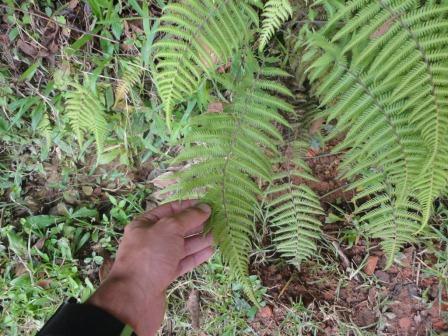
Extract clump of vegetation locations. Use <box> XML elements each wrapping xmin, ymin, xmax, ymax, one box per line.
<box><xmin>1</xmin><ymin>0</ymin><xmax>448</xmax><ymax>334</ymax></box>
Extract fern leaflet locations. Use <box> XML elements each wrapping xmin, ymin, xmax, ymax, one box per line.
<box><xmin>65</xmin><ymin>84</ymin><xmax>108</xmax><ymax>157</ymax></box>
<box><xmin>259</xmin><ymin>0</ymin><xmax>293</xmax><ymax>52</ymax></box>
<box><xmin>154</xmin><ymin>0</ymin><xmax>262</xmax><ymax>128</ymax></box>
<box><xmin>266</xmin><ymin>142</ymin><xmax>323</xmax><ymax>268</ymax></box>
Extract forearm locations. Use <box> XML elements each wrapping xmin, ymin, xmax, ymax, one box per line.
<box><xmin>36</xmin><ymin>297</ymin><xmax>126</xmax><ymax>336</ymax></box>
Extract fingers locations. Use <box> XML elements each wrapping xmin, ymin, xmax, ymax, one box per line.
<box><xmin>152</xmin><ymin>200</ymin><xmax>199</xmax><ymax>218</ymax></box>
<box><xmin>132</xmin><ymin>200</ymin><xmax>199</xmax><ymax>227</ymax></box>
<box><xmin>184</xmin><ymin>233</ymin><xmax>213</xmax><ymax>256</ymax></box>
<box><xmin>178</xmin><ymin>247</ymin><xmax>214</xmax><ymax>276</ymax></box>
<box><xmin>171</xmin><ymin>203</ymin><xmax>211</xmax><ymax>236</ymax></box>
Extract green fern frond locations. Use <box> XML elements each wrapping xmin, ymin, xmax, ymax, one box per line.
<box><xmin>306</xmin><ymin>1</ymin><xmax>448</xmax><ymax>262</ymax></box>
<box><xmin>352</xmin><ymin>173</ymin><xmax>421</xmax><ymax>268</ymax></box>
<box><xmin>114</xmin><ymin>58</ymin><xmax>142</xmax><ymax>108</ymax></box>
<box><xmin>65</xmin><ymin>84</ymin><xmax>108</xmax><ymax>157</ymax></box>
<box><xmin>37</xmin><ymin>112</ymin><xmax>52</xmax><ymax>145</ymax></box>
<box><xmin>258</xmin><ymin>0</ymin><xmax>293</xmax><ymax>52</ymax></box>
<box><xmin>172</xmin><ymin>63</ymin><xmax>292</xmax><ymax>303</ymax></box>
<box><xmin>154</xmin><ymin>0</ymin><xmax>262</xmax><ymax>128</ymax></box>
<box><xmin>266</xmin><ymin>142</ymin><xmax>323</xmax><ymax>268</ymax></box>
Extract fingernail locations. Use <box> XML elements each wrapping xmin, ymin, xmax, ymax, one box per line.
<box><xmin>197</xmin><ymin>203</ymin><xmax>211</xmax><ymax>213</ymax></box>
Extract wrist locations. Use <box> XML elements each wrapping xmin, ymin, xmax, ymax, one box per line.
<box><xmin>87</xmin><ymin>276</ymin><xmax>140</xmax><ymax>330</ymax></box>
<box><xmin>87</xmin><ymin>274</ymin><xmax>166</xmax><ymax>335</ymax></box>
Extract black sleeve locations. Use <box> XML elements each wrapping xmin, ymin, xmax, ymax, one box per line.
<box><xmin>36</xmin><ymin>298</ymin><xmax>127</xmax><ymax>336</ymax></box>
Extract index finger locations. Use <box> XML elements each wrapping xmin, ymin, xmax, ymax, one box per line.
<box><xmin>134</xmin><ymin>200</ymin><xmax>199</xmax><ymax>226</ymax></box>
<box><xmin>169</xmin><ymin>203</ymin><xmax>212</xmax><ymax>236</ymax></box>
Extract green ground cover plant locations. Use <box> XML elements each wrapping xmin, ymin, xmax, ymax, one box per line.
<box><xmin>1</xmin><ymin>0</ymin><xmax>448</xmax><ymax>335</ymax></box>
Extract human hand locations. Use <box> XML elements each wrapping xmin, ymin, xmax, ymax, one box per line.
<box><xmin>87</xmin><ymin>200</ymin><xmax>214</xmax><ymax>336</ymax></box>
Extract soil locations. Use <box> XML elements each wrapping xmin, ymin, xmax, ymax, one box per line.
<box><xmin>302</xmin><ymin>137</ymin><xmax>355</xmax><ymax>205</ymax></box>
<box><xmin>250</xmin><ymin>246</ymin><xmax>448</xmax><ymax>335</ymax></box>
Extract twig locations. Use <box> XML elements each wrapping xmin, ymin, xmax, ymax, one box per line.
<box><xmin>319</xmin><ymin>184</ymin><xmax>349</xmax><ymax>200</ymax></box>
<box><xmin>301</xmin><ymin>152</ymin><xmax>345</xmax><ymax>159</ymax></box>
<box><xmin>278</xmin><ymin>274</ymin><xmax>294</xmax><ymax>299</ymax></box>
<box><xmin>331</xmin><ymin>241</ymin><xmax>362</xmax><ymax>282</ymax></box>
<box><xmin>0</xmin><ymin>4</ymin><xmax>118</xmax><ymax>43</ymax></box>
<box><xmin>415</xmin><ymin>261</ymin><xmax>421</xmax><ymax>287</ymax></box>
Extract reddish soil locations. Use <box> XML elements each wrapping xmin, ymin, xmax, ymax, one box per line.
<box><xmin>282</xmin><ymin>135</ymin><xmax>355</xmax><ymax>206</ymax></box>
<box><xmin>250</xmin><ymin>246</ymin><xmax>448</xmax><ymax>335</ymax></box>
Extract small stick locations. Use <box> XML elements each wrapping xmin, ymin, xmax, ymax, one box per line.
<box><xmin>331</xmin><ymin>241</ymin><xmax>362</xmax><ymax>282</ymax></box>
<box><xmin>278</xmin><ymin>274</ymin><xmax>294</xmax><ymax>299</ymax></box>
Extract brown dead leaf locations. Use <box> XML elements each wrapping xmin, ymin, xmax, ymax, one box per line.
<box><xmin>217</xmin><ymin>61</ymin><xmax>231</xmax><ymax>74</ymax></box>
<box><xmin>67</xmin><ymin>0</ymin><xmax>79</xmax><ymax>10</ymax></box>
<box><xmin>38</xmin><ymin>21</ymin><xmax>61</xmax><ymax>64</ymax></box>
<box><xmin>17</xmin><ymin>39</ymin><xmax>38</xmax><ymax>58</ymax></box>
<box><xmin>37</xmin><ymin>279</ymin><xmax>52</xmax><ymax>288</ymax></box>
<box><xmin>186</xmin><ymin>289</ymin><xmax>200</xmax><ymax>329</ymax></box>
<box><xmin>398</xmin><ymin>317</ymin><xmax>412</xmax><ymax>332</ymax></box>
<box><xmin>33</xmin><ymin>237</ymin><xmax>46</xmax><ymax>250</ymax></box>
<box><xmin>364</xmin><ymin>255</ymin><xmax>379</xmax><ymax>276</ymax></box>
<box><xmin>150</xmin><ymin>171</ymin><xmax>177</xmax><ymax>189</ymax></box>
<box><xmin>309</xmin><ymin>117</ymin><xmax>324</xmax><ymax>135</ymax></box>
<box><xmin>432</xmin><ymin>318</ymin><xmax>448</xmax><ymax>331</ymax></box>
<box><xmin>82</xmin><ymin>185</ymin><xmax>93</xmax><ymax>196</ymax></box>
<box><xmin>0</xmin><ymin>34</ymin><xmax>9</xmax><ymax>46</ymax></box>
<box><xmin>370</xmin><ymin>17</ymin><xmax>396</xmax><ymax>39</ymax></box>
<box><xmin>14</xmin><ymin>263</ymin><xmax>27</xmax><ymax>277</ymax></box>
<box><xmin>197</xmin><ymin>38</ymin><xmax>219</xmax><ymax>70</ymax></box>
<box><xmin>256</xmin><ymin>306</ymin><xmax>273</xmax><ymax>319</ymax></box>
<box><xmin>99</xmin><ymin>254</ymin><xmax>114</xmax><ymax>283</ymax></box>
<box><xmin>207</xmin><ymin>102</ymin><xmax>224</xmax><ymax>113</ymax></box>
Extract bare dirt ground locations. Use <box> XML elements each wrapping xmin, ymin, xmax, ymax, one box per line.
<box><xmin>250</xmin><ymin>142</ymin><xmax>448</xmax><ymax>336</ymax></box>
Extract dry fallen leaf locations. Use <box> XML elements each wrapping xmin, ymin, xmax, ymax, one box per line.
<box><xmin>82</xmin><ymin>185</ymin><xmax>93</xmax><ymax>196</ymax></box>
<box><xmin>33</xmin><ymin>237</ymin><xmax>46</xmax><ymax>250</ymax></box>
<box><xmin>150</xmin><ymin>171</ymin><xmax>178</xmax><ymax>189</ymax></box>
<box><xmin>17</xmin><ymin>39</ymin><xmax>38</xmax><ymax>58</ymax></box>
<box><xmin>364</xmin><ymin>255</ymin><xmax>379</xmax><ymax>276</ymax></box>
<box><xmin>370</xmin><ymin>17</ymin><xmax>396</xmax><ymax>39</ymax></box>
<box><xmin>309</xmin><ymin>117</ymin><xmax>324</xmax><ymax>135</ymax></box>
<box><xmin>186</xmin><ymin>289</ymin><xmax>200</xmax><ymax>329</ymax></box>
<box><xmin>256</xmin><ymin>306</ymin><xmax>273</xmax><ymax>319</ymax></box>
<box><xmin>14</xmin><ymin>263</ymin><xmax>27</xmax><ymax>277</ymax></box>
<box><xmin>207</xmin><ymin>102</ymin><xmax>224</xmax><ymax>113</ymax></box>
<box><xmin>67</xmin><ymin>0</ymin><xmax>79</xmax><ymax>10</ymax></box>
<box><xmin>37</xmin><ymin>279</ymin><xmax>52</xmax><ymax>288</ymax></box>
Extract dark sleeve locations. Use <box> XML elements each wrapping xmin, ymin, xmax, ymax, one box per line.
<box><xmin>36</xmin><ymin>298</ymin><xmax>126</xmax><ymax>336</ymax></box>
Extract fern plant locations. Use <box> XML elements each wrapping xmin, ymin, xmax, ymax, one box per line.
<box><xmin>151</xmin><ymin>0</ymin><xmax>448</xmax><ymax>296</ymax></box>
<box><xmin>305</xmin><ymin>0</ymin><xmax>448</xmax><ymax>264</ymax></box>
<box><xmin>153</xmin><ymin>0</ymin><xmax>262</xmax><ymax>128</ymax></box>
<box><xmin>65</xmin><ymin>83</ymin><xmax>108</xmax><ymax>158</ymax></box>
<box><xmin>114</xmin><ymin>58</ymin><xmax>142</xmax><ymax>109</ymax></box>
<box><xmin>170</xmin><ymin>54</ymin><xmax>292</xmax><ymax>301</ymax></box>
<box><xmin>266</xmin><ymin>141</ymin><xmax>324</xmax><ymax>268</ymax></box>
<box><xmin>258</xmin><ymin>0</ymin><xmax>293</xmax><ymax>52</ymax></box>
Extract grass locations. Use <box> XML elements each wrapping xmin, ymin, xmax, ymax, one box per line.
<box><xmin>1</xmin><ymin>0</ymin><xmax>448</xmax><ymax>335</ymax></box>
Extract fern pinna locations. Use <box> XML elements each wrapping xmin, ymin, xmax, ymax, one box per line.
<box><xmin>153</xmin><ymin>0</ymin><xmax>262</xmax><ymax>128</ymax></box>
<box><xmin>259</xmin><ymin>0</ymin><xmax>293</xmax><ymax>52</ymax></box>
<box><xmin>171</xmin><ymin>58</ymin><xmax>293</xmax><ymax>301</ymax></box>
<box><xmin>306</xmin><ymin>0</ymin><xmax>448</xmax><ymax>265</ymax></box>
<box><xmin>266</xmin><ymin>142</ymin><xmax>323</xmax><ymax>268</ymax></box>
<box><xmin>65</xmin><ymin>84</ymin><xmax>108</xmax><ymax>159</ymax></box>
